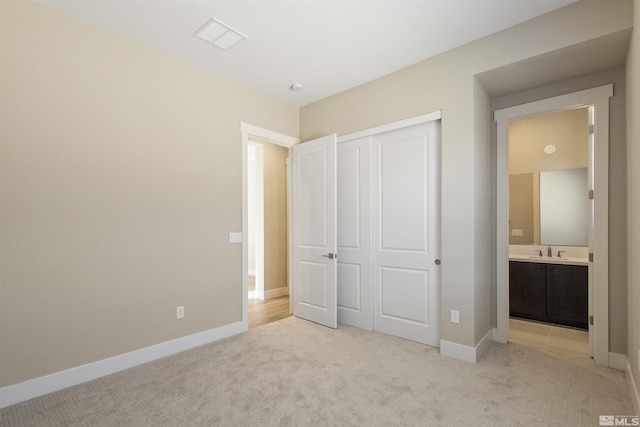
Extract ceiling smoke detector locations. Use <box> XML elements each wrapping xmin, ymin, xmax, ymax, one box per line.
<box><xmin>290</xmin><ymin>83</ymin><xmax>304</xmax><ymax>91</ymax></box>
<box><xmin>194</xmin><ymin>18</ymin><xmax>247</xmax><ymax>51</ymax></box>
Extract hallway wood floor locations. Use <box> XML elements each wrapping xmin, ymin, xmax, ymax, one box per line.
<box><xmin>248</xmin><ymin>275</ymin><xmax>291</xmax><ymax>328</ymax></box>
<box><xmin>248</xmin><ymin>296</ymin><xmax>291</xmax><ymax>329</ymax></box>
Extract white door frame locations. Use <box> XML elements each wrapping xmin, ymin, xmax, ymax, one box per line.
<box><xmin>240</xmin><ymin>123</ymin><xmax>299</xmax><ymax>330</ymax></box>
<box><xmin>247</xmin><ymin>142</ymin><xmax>264</xmax><ymax>299</ymax></box>
<box><xmin>494</xmin><ymin>85</ymin><xmax>612</xmax><ymax>367</ymax></box>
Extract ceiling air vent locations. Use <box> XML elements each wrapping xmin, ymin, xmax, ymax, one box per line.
<box><xmin>194</xmin><ymin>18</ymin><xmax>247</xmax><ymax>51</ymax></box>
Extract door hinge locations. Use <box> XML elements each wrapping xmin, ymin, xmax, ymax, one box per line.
<box><xmin>590</xmin><ymin>315</ymin><xmax>594</xmax><ymax>325</ymax></box>
<box><xmin>589</xmin><ymin>124</ymin><xmax>595</xmax><ymax>135</ymax></box>
<box><xmin>589</xmin><ymin>190</ymin><xmax>594</xmax><ymax>200</ymax></box>
<box><xmin>589</xmin><ymin>253</ymin><xmax>594</xmax><ymax>262</ymax></box>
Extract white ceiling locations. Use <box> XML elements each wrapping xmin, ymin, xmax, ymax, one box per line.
<box><xmin>39</xmin><ymin>0</ymin><xmax>578</xmax><ymax>107</ymax></box>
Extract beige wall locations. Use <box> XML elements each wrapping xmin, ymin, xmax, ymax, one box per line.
<box><xmin>0</xmin><ymin>0</ymin><xmax>298</xmax><ymax>387</ymax></box>
<box><xmin>301</xmin><ymin>0</ymin><xmax>632</xmax><ymax>349</ymax></box>
<box><xmin>626</xmin><ymin>0</ymin><xmax>640</xmax><ymax>411</ymax></box>
<box><xmin>258</xmin><ymin>141</ymin><xmax>289</xmax><ymax>292</ymax></box>
<box><xmin>509</xmin><ymin>108</ymin><xmax>589</xmax><ymax>175</ymax></box>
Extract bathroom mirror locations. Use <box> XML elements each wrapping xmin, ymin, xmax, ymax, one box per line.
<box><xmin>509</xmin><ymin>167</ymin><xmax>588</xmax><ymax>246</ymax></box>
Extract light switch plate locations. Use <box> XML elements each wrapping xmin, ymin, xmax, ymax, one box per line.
<box><xmin>229</xmin><ymin>232</ymin><xmax>243</xmax><ymax>243</ymax></box>
<box><xmin>511</xmin><ymin>229</ymin><xmax>523</xmax><ymax>237</ymax></box>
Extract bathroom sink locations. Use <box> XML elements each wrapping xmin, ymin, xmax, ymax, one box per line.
<box><xmin>528</xmin><ymin>256</ymin><xmax>568</xmax><ymax>261</ymax></box>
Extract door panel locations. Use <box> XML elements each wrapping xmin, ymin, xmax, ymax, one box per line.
<box><xmin>373</xmin><ymin>122</ymin><xmax>440</xmax><ymax>345</ymax></box>
<box><xmin>380</xmin><ymin>136</ymin><xmax>427</xmax><ymax>251</ymax></box>
<box><xmin>337</xmin><ymin>263</ymin><xmax>361</xmax><ymax>310</ymax></box>
<box><xmin>336</xmin><ymin>137</ymin><xmax>372</xmax><ymax>330</ymax></box>
<box><xmin>380</xmin><ymin>267</ymin><xmax>429</xmax><ymax>324</ymax></box>
<box><xmin>292</xmin><ymin>134</ymin><xmax>337</xmax><ymax>328</ymax></box>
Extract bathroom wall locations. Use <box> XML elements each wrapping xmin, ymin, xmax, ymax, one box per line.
<box><xmin>509</xmin><ymin>174</ymin><xmax>536</xmax><ymax>244</ymax></box>
<box><xmin>509</xmin><ymin>108</ymin><xmax>589</xmax><ymax>175</ymax></box>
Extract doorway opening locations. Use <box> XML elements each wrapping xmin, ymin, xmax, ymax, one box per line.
<box><xmin>247</xmin><ymin>138</ymin><xmax>290</xmax><ymax>328</ymax></box>
<box><xmin>494</xmin><ymin>85</ymin><xmax>613</xmax><ymax>367</ymax></box>
<box><xmin>506</xmin><ymin>106</ymin><xmax>591</xmax><ymax>359</ymax></box>
<box><xmin>241</xmin><ymin>123</ymin><xmax>299</xmax><ymax>330</ymax></box>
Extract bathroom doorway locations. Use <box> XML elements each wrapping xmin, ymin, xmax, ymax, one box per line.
<box><xmin>495</xmin><ymin>85</ymin><xmax>613</xmax><ymax>367</ymax></box>
<box><xmin>506</xmin><ymin>107</ymin><xmax>590</xmax><ymax>357</ymax></box>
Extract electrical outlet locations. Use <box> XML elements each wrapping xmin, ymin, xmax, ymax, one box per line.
<box><xmin>451</xmin><ymin>310</ymin><xmax>460</xmax><ymax>324</ymax></box>
<box><xmin>176</xmin><ymin>306</ymin><xmax>184</xmax><ymax>319</ymax></box>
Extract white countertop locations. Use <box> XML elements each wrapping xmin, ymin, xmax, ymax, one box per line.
<box><xmin>508</xmin><ymin>254</ymin><xmax>588</xmax><ymax>266</ymax></box>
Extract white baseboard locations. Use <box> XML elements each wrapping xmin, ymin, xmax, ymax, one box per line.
<box><xmin>264</xmin><ymin>286</ymin><xmax>289</xmax><ymax>299</ymax></box>
<box><xmin>0</xmin><ymin>321</ymin><xmax>246</xmax><ymax>409</ymax></box>
<box><xmin>440</xmin><ymin>329</ymin><xmax>493</xmax><ymax>364</ymax></box>
<box><xmin>609</xmin><ymin>352</ymin><xmax>627</xmax><ymax>371</ymax></box>
<box><xmin>492</xmin><ymin>327</ymin><xmax>507</xmax><ymax>344</ymax></box>
<box><xmin>627</xmin><ymin>360</ymin><xmax>640</xmax><ymax>416</ymax></box>
<box><xmin>627</xmin><ymin>360</ymin><xmax>640</xmax><ymax>417</ymax></box>
<box><xmin>250</xmin><ymin>286</ymin><xmax>289</xmax><ymax>301</ymax></box>
<box><xmin>476</xmin><ymin>329</ymin><xmax>494</xmax><ymax>361</ymax></box>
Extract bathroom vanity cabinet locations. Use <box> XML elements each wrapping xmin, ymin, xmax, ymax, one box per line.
<box><xmin>509</xmin><ymin>261</ymin><xmax>588</xmax><ymax>329</ymax></box>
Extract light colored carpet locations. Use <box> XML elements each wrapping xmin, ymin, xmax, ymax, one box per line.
<box><xmin>1</xmin><ymin>316</ymin><xmax>634</xmax><ymax>426</ymax></box>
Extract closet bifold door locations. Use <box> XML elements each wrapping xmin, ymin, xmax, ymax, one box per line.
<box><xmin>371</xmin><ymin>121</ymin><xmax>440</xmax><ymax>346</ymax></box>
<box><xmin>336</xmin><ymin>137</ymin><xmax>372</xmax><ymax>330</ymax></box>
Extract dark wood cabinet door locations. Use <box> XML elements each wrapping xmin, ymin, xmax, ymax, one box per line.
<box><xmin>509</xmin><ymin>261</ymin><xmax>546</xmax><ymax>322</ymax></box>
<box><xmin>546</xmin><ymin>264</ymin><xmax>588</xmax><ymax>329</ymax></box>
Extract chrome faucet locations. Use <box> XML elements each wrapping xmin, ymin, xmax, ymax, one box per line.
<box><xmin>547</xmin><ymin>246</ymin><xmax>552</xmax><ymax>257</ymax></box>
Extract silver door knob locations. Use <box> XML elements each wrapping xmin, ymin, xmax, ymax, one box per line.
<box><xmin>322</xmin><ymin>253</ymin><xmax>337</xmax><ymax>259</ymax></box>
<box><xmin>434</xmin><ymin>259</ymin><xmax>441</xmax><ymax>265</ymax></box>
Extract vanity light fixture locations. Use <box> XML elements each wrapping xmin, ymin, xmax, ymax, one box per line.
<box><xmin>543</xmin><ymin>144</ymin><xmax>557</xmax><ymax>155</ymax></box>
<box><xmin>194</xmin><ymin>18</ymin><xmax>247</xmax><ymax>51</ymax></box>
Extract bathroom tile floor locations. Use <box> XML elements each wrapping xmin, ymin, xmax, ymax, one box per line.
<box><xmin>509</xmin><ymin>318</ymin><xmax>590</xmax><ymax>359</ymax></box>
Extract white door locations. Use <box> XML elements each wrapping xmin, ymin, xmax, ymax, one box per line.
<box><xmin>372</xmin><ymin>121</ymin><xmax>440</xmax><ymax>346</ymax></box>
<box><xmin>292</xmin><ymin>134</ymin><xmax>338</xmax><ymax>328</ymax></box>
<box><xmin>337</xmin><ymin>137</ymin><xmax>372</xmax><ymax>330</ymax></box>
